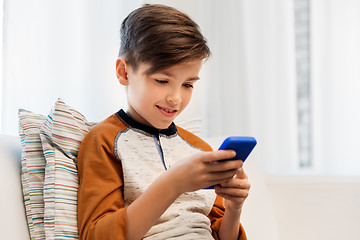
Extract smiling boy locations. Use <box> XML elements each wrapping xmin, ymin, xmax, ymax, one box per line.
<box><xmin>77</xmin><ymin>4</ymin><xmax>249</xmax><ymax>240</ymax></box>
<box><xmin>117</xmin><ymin>60</ymin><xmax>202</xmax><ymax>129</ymax></box>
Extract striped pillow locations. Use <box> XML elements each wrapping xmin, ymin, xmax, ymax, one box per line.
<box><xmin>40</xmin><ymin>114</ymin><xmax>56</xmax><ymax>239</ymax></box>
<box><xmin>18</xmin><ymin>109</ymin><xmax>46</xmax><ymax>240</ymax></box>
<box><xmin>40</xmin><ymin>98</ymin><xmax>94</xmax><ymax>239</ymax></box>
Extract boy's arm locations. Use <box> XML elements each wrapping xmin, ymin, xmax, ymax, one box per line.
<box><xmin>125</xmin><ymin>169</ymin><xmax>181</xmax><ymax>239</ymax></box>
<box><xmin>125</xmin><ymin>150</ymin><xmax>243</xmax><ymax>240</ymax></box>
<box><xmin>213</xmin><ymin>166</ymin><xmax>250</xmax><ymax>240</ymax></box>
<box><xmin>208</xmin><ymin>195</ymin><xmax>247</xmax><ymax>240</ymax></box>
<box><xmin>77</xmin><ymin>119</ymin><xmax>129</xmax><ymax>240</ymax></box>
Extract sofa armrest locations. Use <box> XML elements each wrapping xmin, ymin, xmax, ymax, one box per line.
<box><xmin>0</xmin><ymin>135</ymin><xmax>30</xmax><ymax>239</ymax></box>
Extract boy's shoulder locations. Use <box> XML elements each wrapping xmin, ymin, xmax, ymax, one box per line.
<box><xmin>176</xmin><ymin>125</ymin><xmax>213</xmax><ymax>152</ymax></box>
<box><xmin>84</xmin><ymin>113</ymin><xmax>128</xmax><ymax>141</ymax></box>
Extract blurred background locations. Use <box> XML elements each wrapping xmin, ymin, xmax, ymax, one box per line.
<box><xmin>1</xmin><ymin>0</ymin><xmax>360</xmax><ymax>239</ymax></box>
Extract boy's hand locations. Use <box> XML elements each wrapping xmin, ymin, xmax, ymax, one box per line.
<box><xmin>167</xmin><ymin>150</ymin><xmax>243</xmax><ymax>194</ymax></box>
<box><xmin>214</xmin><ymin>166</ymin><xmax>250</xmax><ymax>212</ymax></box>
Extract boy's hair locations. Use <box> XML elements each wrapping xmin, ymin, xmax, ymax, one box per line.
<box><xmin>119</xmin><ymin>4</ymin><xmax>211</xmax><ymax>75</ymax></box>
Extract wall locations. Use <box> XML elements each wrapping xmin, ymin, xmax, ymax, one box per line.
<box><xmin>267</xmin><ymin>175</ymin><xmax>360</xmax><ymax>240</ymax></box>
<box><xmin>1</xmin><ymin>0</ymin><xmax>142</xmax><ymax>135</ymax></box>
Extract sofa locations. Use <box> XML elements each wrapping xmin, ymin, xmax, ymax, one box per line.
<box><xmin>0</xmin><ymin>133</ymin><xmax>279</xmax><ymax>240</ymax></box>
<box><xmin>0</xmin><ymin>135</ymin><xmax>31</xmax><ymax>239</ymax></box>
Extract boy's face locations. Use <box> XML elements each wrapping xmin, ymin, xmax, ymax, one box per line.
<box><xmin>117</xmin><ymin>59</ymin><xmax>203</xmax><ymax>130</ymax></box>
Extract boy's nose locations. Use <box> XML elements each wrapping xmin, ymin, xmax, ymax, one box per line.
<box><xmin>166</xmin><ymin>92</ymin><xmax>181</xmax><ymax>105</ymax></box>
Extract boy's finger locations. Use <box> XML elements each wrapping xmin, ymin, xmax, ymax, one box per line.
<box><xmin>207</xmin><ymin>160</ymin><xmax>243</xmax><ymax>173</ymax></box>
<box><xmin>208</xmin><ymin>170</ymin><xmax>238</xmax><ymax>185</ymax></box>
<box><xmin>201</xmin><ymin>150</ymin><xmax>237</xmax><ymax>163</ymax></box>
<box><xmin>218</xmin><ymin>178</ymin><xmax>250</xmax><ymax>189</ymax></box>
<box><xmin>235</xmin><ymin>167</ymin><xmax>248</xmax><ymax>179</ymax></box>
<box><xmin>215</xmin><ymin>185</ymin><xmax>250</xmax><ymax>199</ymax></box>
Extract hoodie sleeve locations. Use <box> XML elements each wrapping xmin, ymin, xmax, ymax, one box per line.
<box><xmin>77</xmin><ymin>115</ymin><xmax>129</xmax><ymax>240</ymax></box>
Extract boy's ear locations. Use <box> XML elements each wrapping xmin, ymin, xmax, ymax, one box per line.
<box><xmin>116</xmin><ymin>58</ymin><xmax>129</xmax><ymax>86</ymax></box>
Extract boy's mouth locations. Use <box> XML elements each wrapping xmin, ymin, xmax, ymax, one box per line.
<box><xmin>156</xmin><ymin>105</ymin><xmax>178</xmax><ymax>118</ymax></box>
<box><xmin>156</xmin><ymin>105</ymin><xmax>177</xmax><ymax>114</ymax></box>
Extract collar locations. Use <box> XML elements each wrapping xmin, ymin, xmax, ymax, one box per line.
<box><xmin>116</xmin><ymin>109</ymin><xmax>178</xmax><ymax>136</ymax></box>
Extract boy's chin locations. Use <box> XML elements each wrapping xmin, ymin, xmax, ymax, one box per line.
<box><xmin>151</xmin><ymin>121</ymin><xmax>174</xmax><ymax>130</ymax></box>
<box><xmin>155</xmin><ymin>124</ymin><xmax>172</xmax><ymax>130</ymax></box>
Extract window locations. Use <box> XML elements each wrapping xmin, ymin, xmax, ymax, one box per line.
<box><xmin>294</xmin><ymin>0</ymin><xmax>312</xmax><ymax>168</ymax></box>
<box><xmin>296</xmin><ymin>0</ymin><xmax>360</xmax><ymax>174</ymax></box>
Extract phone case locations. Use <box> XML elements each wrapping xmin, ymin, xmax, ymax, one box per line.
<box><xmin>218</xmin><ymin>136</ymin><xmax>257</xmax><ymax>162</ymax></box>
<box><xmin>205</xmin><ymin>136</ymin><xmax>257</xmax><ymax>189</ymax></box>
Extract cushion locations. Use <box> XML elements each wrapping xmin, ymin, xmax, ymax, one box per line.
<box><xmin>39</xmin><ymin>99</ymin><xmax>94</xmax><ymax>239</ymax></box>
<box><xmin>19</xmin><ymin>98</ymin><xmax>94</xmax><ymax>239</ymax></box>
<box><xmin>18</xmin><ymin>109</ymin><xmax>46</xmax><ymax>240</ymax></box>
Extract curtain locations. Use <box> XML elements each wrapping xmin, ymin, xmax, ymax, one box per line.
<box><xmin>1</xmin><ymin>0</ymin><xmax>297</xmax><ymax>175</ymax></box>
<box><xmin>1</xmin><ymin>0</ymin><xmax>142</xmax><ymax>135</ymax></box>
<box><xmin>2</xmin><ymin>0</ymin><xmax>359</xmax><ymax>175</ymax></box>
<box><xmin>311</xmin><ymin>0</ymin><xmax>360</xmax><ymax>174</ymax></box>
<box><xmin>199</xmin><ymin>0</ymin><xmax>298</xmax><ymax>174</ymax></box>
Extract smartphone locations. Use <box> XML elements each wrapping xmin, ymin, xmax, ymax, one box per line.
<box><xmin>206</xmin><ymin>136</ymin><xmax>257</xmax><ymax>189</ymax></box>
<box><xmin>218</xmin><ymin>136</ymin><xmax>257</xmax><ymax>162</ymax></box>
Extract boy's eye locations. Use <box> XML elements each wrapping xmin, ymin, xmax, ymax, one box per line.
<box><xmin>155</xmin><ymin>79</ymin><xmax>168</xmax><ymax>84</ymax></box>
<box><xmin>183</xmin><ymin>83</ymin><xmax>194</xmax><ymax>88</ymax></box>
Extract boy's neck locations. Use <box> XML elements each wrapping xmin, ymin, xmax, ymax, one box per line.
<box><xmin>117</xmin><ymin>109</ymin><xmax>177</xmax><ymax>136</ymax></box>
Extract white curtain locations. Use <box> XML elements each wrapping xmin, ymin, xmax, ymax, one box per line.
<box><xmin>311</xmin><ymin>0</ymin><xmax>360</xmax><ymax>174</ymax></box>
<box><xmin>1</xmin><ymin>0</ymin><xmax>142</xmax><ymax>135</ymax></box>
<box><xmin>198</xmin><ymin>0</ymin><xmax>298</xmax><ymax>175</ymax></box>
<box><xmin>144</xmin><ymin>0</ymin><xmax>298</xmax><ymax>175</ymax></box>
<box><xmin>2</xmin><ymin>0</ymin><xmax>360</xmax><ymax>175</ymax></box>
<box><xmin>1</xmin><ymin>0</ymin><xmax>297</xmax><ymax>175</ymax></box>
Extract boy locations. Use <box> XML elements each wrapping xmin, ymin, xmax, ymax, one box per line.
<box><xmin>77</xmin><ymin>4</ymin><xmax>250</xmax><ymax>240</ymax></box>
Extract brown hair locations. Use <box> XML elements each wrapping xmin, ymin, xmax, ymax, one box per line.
<box><xmin>119</xmin><ymin>4</ymin><xmax>211</xmax><ymax>75</ymax></box>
